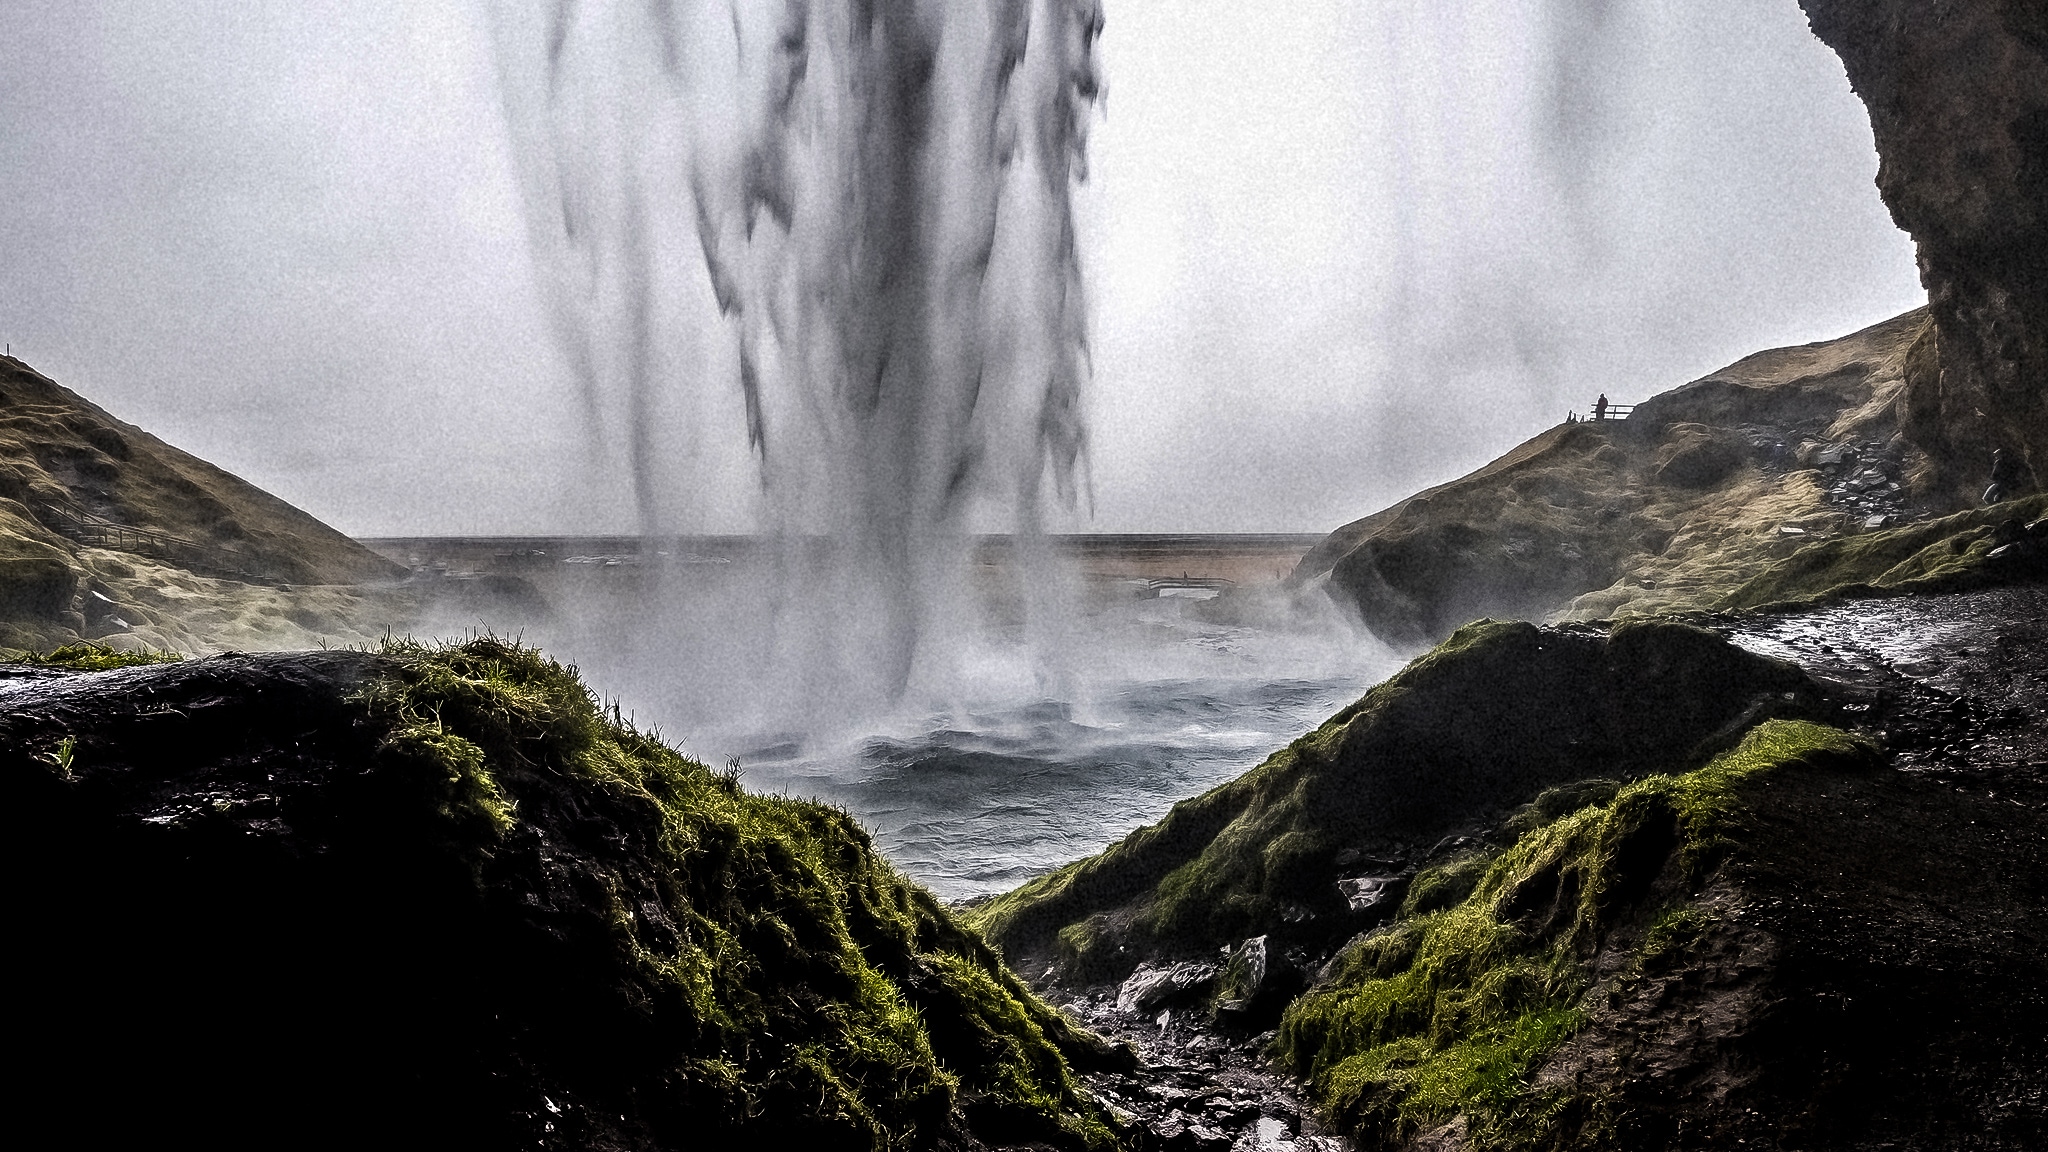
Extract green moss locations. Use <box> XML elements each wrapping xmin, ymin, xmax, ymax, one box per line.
<box><xmin>1501</xmin><ymin>779</ymin><xmax>1623</xmax><ymax>841</ymax></box>
<box><xmin>1637</xmin><ymin>905</ymin><xmax>1710</xmax><ymax>971</ymax></box>
<box><xmin>976</xmin><ymin>619</ymin><xmax>1819</xmax><ymax>981</ymax></box>
<box><xmin>9</xmin><ymin>641</ymin><xmax>182</xmax><ymax>671</ymax></box>
<box><xmin>1721</xmin><ymin>493</ymin><xmax>2047</xmax><ymax>610</ymax></box>
<box><xmin>1277</xmin><ymin>720</ymin><xmax>1871</xmax><ymax>1149</ymax></box>
<box><xmin>1402</xmin><ymin>853</ymin><xmax>1496</xmax><ymax>917</ymax></box>
<box><xmin>357</xmin><ymin>637</ymin><xmax>1119</xmax><ymax>1151</ymax></box>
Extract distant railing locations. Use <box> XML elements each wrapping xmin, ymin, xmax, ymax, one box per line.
<box><xmin>38</xmin><ymin>504</ymin><xmax>278</xmax><ymax>584</ymax></box>
<box><xmin>1567</xmin><ymin>402</ymin><xmax>1636</xmax><ymax>424</ymax></box>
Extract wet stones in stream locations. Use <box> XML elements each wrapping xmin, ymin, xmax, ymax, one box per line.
<box><xmin>1049</xmin><ymin>985</ymin><xmax>1351</xmax><ymax>1150</ymax></box>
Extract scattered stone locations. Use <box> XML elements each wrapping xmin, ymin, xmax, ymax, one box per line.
<box><xmin>1117</xmin><ymin>962</ymin><xmax>1219</xmax><ymax>1015</ymax></box>
<box><xmin>1335</xmin><ymin>875</ymin><xmax>1401</xmax><ymax>912</ymax></box>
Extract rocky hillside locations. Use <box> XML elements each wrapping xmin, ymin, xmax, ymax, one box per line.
<box><xmin>6</xmin><ymin>639</ymin><xmax>1131</xmax><ymax>1150</ymax></box>
<box><xmin>1295</xmin><ymin>310</ymin><xmax>2048</xmax><ymax>647</ymax></box>
<box><xmin>0</xmin><ymin>356</ymin><xmax>410</xmax><ymax>652</ymax></box>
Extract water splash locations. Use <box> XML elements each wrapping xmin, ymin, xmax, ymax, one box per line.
<box><xmin>488</xmin><ymin>0</ymin><xmax>1103</xmax><ymax>707</ymax></box>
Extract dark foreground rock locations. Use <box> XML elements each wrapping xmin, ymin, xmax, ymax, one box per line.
<box><xmin>4</xmin><ymin>641</ymin><xmax>1126</xmax><ymax>1150</ymax></box>
<box><xmin>977</xmin><ymin>586</ymin><xmax>2048</xmax><ymax>1151</ymax></box>
<box><xmin>966</xmin><ymin>620</ymin><xmax>1826</xmax><ymax>992</ymax></box>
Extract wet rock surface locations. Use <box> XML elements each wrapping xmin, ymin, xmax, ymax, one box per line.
<box><xmin>1798</xmin><ymin>0</ymin><xmax>2048</xmax><ymax>493</ymax></box>
<box><xmin>1726</xmin><ymin>583</ymin><xmax>2048</xmax><ymax>783</ymax></box>
<box><xmin>1055</xmin><ymin>992</ymin><xmax>1349</xmax><ymax>1151</ymax></box>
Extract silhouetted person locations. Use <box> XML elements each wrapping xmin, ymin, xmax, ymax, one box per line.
<box><xmin>1985</xmin><ymin>448</ymin><xmax>2025</xmax><ymax>504</ymax></box>
<box><xmin>1594</xmin><ymin>394</ymin><xmax>1608</xmax><ymax>421</ymax></box>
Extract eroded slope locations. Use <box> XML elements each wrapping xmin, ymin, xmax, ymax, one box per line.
<box><xmin>0</xmin><ymin>356</ymin><xmax>410</xmax><ymax>652</ymax></box>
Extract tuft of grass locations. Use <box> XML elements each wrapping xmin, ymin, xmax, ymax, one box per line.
<box><xmin>12</xmin><ymin>642</ymin><xmax>182</xmax><ymax>671</ymax></box>
<box><xmin>1637</xmin><ymin>905</ymin><xmax>1710</xmax><ymax>971</ymax></box>
<box><xmin>1277</xmin><ymin>719</ymin><xmax>1871</xmax><ymax>1149</ymax></box>
<box><xmin>1401</xmin><ymin>853</ymin><xmax>1496</xmax><ymax>918</ymax></box>
<box><xmin>45</xmin><ymin>734</ymin><xmax>76</xmax><ymax>779</ymax></box>
<box><xmin>355</xmin><ymin>636</ymin><xmax>1119</xmax><ymax>1150</ymax></box>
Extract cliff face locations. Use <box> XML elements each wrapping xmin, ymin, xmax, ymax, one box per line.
<box><xmin>1798</xmin><ymin>0</ymin><xmax>2048</xmax><ymax>497</ymax></box>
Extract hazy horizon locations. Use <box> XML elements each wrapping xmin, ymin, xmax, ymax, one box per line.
<box><xmin>1</xmin><ymin>0</ymin><xmax>1924</xmax><ymax>539</ymax></box>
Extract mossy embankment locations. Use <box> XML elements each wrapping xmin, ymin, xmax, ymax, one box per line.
<box><xmin>1022</xmin><ymin>587</ymin><xmax>2048</xmax><ymax>1150</ymax></box>
<box><xmin>965</xmin><ymin>620</ymin><xmax>1823</xmax><ymax>992</ymax></box>
<box><xmin>6</xmin><ymin>639</ymin><xmax>1126</xmax><ymax>1150</ymax></box>
<box><xmin>1275</xmin><ymin>721</ymin><xmax>1872</xmax><ymax>1149</ymax></box>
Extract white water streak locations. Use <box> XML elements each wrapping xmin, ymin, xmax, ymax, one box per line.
<box><xmin>489</xmin><ymin>0</ymin><xmax>1102</xmax><ymax>708</ymax></box>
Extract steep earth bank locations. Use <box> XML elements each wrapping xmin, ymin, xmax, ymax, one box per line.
<box><xmin>975</xmin><ymin>585</ymin><xmax>2048</xmax><ymax>1151</ymax></box>
<box><xmin>5</xmin><ymin>640</ymin><xmax>1129</xmax><ymax>1150</ymax></box>
<box><xmin>1297</xmin><ymin>313</ymin><xmax>2048</xmax><ymax>648</ymax></box>
<box><xmin>0</xmin><ymin>356</ymin><xmax>413</xmax><ymax>653</ymax></box>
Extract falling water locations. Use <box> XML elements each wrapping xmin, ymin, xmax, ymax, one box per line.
<box><xmin>488</xmin><ymin>0</ymin><xmax>1103</xmax><ymax>710</ymax></box>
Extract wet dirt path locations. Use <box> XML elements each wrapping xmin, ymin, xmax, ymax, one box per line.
<box><xmin>1724</xmin><ymin>584</ymin><xmax>2048</xmax><ymax>787</ymax></box>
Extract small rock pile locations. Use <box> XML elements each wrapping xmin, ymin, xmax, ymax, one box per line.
<box><xmin>1802</xmin><ymin>436</ymin><xmax>1911</xmax><ymax>526</ymax></box>
<box><xmin>1052</xmin><ymin>985</ymin><xmax>1350</xmax><ymax>1152</ymax></box>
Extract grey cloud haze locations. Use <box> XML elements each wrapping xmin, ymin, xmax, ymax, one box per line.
<box><xmin>0</xmin><ymin>0</ymin><xmax>1923</xmax><ymax>536</ymax></box>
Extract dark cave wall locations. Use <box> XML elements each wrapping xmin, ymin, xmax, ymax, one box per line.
<box><xmin>1798</xmin><ymin>0</ymin><xmax>2048</xmax><ymax>497</ymax></box>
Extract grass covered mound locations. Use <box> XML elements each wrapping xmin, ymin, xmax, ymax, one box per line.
<box><xmin>967</xmin><ymin>620</ymin><xmax>1821</xmax><ymax>985</ymax></box>
<box><xmin>5</xmin><ymin>639</ymin><xmax>1123</xmax><ymax>1150</ymax></box>
<box><xmin>1719</xmin><ymin>492</ymin><xmax>2048</xmax><ymax>610</ymax></box>
<box><xmin>0</xmin><ymin>355</ymin><xmax>402</xmax><ymax>585</ymax></box>
<box><xmin>1276</xmin><ymin>721</ymin><xmax>1872</xmax><ymax>1149</ymax></box>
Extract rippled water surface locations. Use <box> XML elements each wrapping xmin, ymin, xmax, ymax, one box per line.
<box><xmin>732</xmin><ymin>612</ymin><xmax>1393</xmax><ymax>900</ymax></box>
<box><xmin>368</xmin><ymin>534</ymin><xmax>1396</xmax><ymax>902</ymax></box>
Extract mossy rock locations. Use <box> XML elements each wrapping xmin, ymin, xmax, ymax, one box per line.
<box><xmin>1276</xmin><ymin>721</ymin><xmax>1875</xmax><ymax>1149</ymax></box>
<box><xmin>968</xmin><ymin>619</ymin><xmax>1822</xmax><ymax>980</ymax></box>
<box><xmin>5</xmin><ymin>639</ymin><xmax>1125</xmax><ymax>1150</ymax></box>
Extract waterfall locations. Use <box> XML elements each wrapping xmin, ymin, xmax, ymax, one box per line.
<box><xmin>488</xmin><ymin>0</ymin><xmax>1103</xmax><ymax>707</ymax></box>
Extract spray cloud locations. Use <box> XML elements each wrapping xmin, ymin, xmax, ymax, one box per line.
<box><xmin>489</xmin><ymin>0</ymin><xmax>1103</xmax><ymax>707</ymax></box>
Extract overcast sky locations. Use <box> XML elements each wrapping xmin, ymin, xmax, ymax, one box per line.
<box><xmin>0</xmin><ymin>0</ymin><xmax>1924</xmax><ymax>537</ymax></box>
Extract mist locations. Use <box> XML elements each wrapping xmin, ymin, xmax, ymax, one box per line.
<box><xmin>0</xmin><ymin>0</ymin><xmax>1920</xmax><ymax>540</ymax></box>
